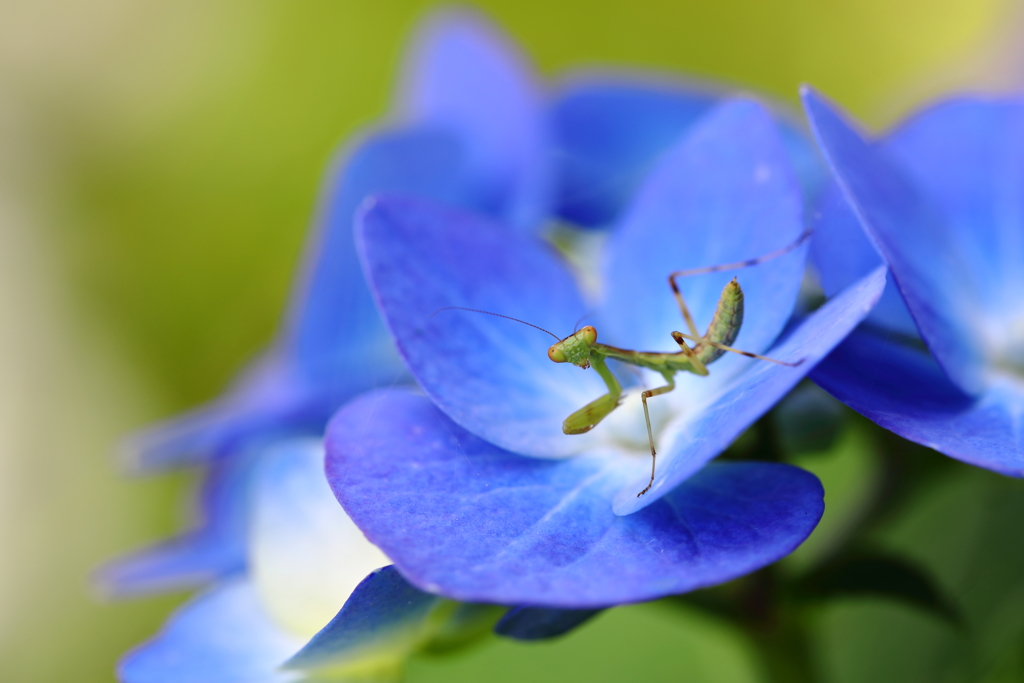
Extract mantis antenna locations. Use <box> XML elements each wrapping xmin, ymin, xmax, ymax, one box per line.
<box><xmin>431</xmin><ymin>306</ymin><xmax>562</xmax><ymax>341</ymax></box>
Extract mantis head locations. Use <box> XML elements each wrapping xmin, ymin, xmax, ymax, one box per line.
<box><xmin>548</xmin><ymin>326</ymin><xmax>598</xmax><ymax>369</ymax></box>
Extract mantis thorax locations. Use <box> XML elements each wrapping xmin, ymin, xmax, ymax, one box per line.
<box><xmin>548</xmin><ymin>326</ymin><xmax>598</xmax><ymax>369</ymax></box>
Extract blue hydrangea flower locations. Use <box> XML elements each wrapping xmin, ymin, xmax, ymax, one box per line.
<box><xmin>101</xmin><ymin>9</ymin><xmax>551</xmax><ymax>598</ymax></box>
<box><xmin>802</xmin><ymin>87</ymin><xmax>1024</xmax><ymax>476</ymax></box>
<box><xmin>119</xmin><ymin>439</ymin><xmax>496</xmax><ymax>682</ymax></box>
<box><xmin>108</xmin><ymin>10</ymin><xmax>549</xmax><ymax>680</ymax></box>
<box><xmin>325</xmin><ymin>98</ymin><xmax>886</xmax><ymax>608</ymax></box>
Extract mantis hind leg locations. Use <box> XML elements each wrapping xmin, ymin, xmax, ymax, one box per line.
<box><xmin>667</xmin><ymin>229</ymin><xmax>812</xmax><ymax>339</ymax></box>
<box><xmin>562</xmin><ymin>355</ymin><xmax>622</xmax><ymax>435</ymax></box>
<box><xmin>638</xmin><ymin>374</ymin><xmax>676</xmax><ymax>498</ymax></box>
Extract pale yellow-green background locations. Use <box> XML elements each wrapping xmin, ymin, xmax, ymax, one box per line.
<box><xmin>0</xmin><ymin>1</ymin><xmax>1018</xmax><ymax>681</ymax></box>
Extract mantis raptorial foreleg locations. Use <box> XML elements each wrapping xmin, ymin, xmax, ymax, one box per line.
<box><xmin>639</xmin><ymin>374</ymin><xmax>676</xmax><ymax>497</ymax></box>
<box><xmin>562</xmin><ymin>355</ymin><xmax>622</xmax><ymax>435</ymax></box>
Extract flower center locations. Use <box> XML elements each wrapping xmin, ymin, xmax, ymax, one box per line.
<box><xmin>599</xmin><ymin>389</ymin><xmax>675</xmax><ymax>456</ymax></box>
<box><xmin>986</xmin><ymin>314</ymin><xmax>1024</xmax><ymax>381</ymax></box>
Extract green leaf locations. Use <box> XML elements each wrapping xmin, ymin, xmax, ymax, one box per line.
<box><xmin>798</xmin><ymin>551</ymin><xmax>963</xmax><ymax>626</ymax></box>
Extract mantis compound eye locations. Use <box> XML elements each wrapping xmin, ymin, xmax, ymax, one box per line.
<box><xmin>548</xmin><ymin>345</ymin><xmax>568</xmax><ymax>363</ymax></box>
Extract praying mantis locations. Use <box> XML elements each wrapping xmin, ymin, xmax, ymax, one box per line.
<box><xmin>438</xmin><ymin>229</ymin><xmax>811</xmax><ymax>498</ymax></box>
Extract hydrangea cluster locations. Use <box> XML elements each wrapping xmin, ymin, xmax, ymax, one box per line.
<box><xmin>105</xmin><ymin>9</ymin><xmax>1023</xmax><ymax>682</ymax></box>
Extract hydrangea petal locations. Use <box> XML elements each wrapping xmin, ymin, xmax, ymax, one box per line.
<box><xmin>613</xmin><ymin>267</ymin><xmax>886</xmax><ymax>515</ymax></box>
<box><xmin>397</xmin><ymin>9</ymin><xmax>549</xmax><ymax>231</ymax></box>
<box><xmin>603</xmin><ymin>98</ymin><xmax>807</xmax><ymax>380</ymax></box>
<box><xmin>549</xmin><ymin>76</ymin><xmax>718</xmax><ymax>226</ymax></box>
<box><xmin>356</xmin><ymin>194</ymin><xmax>606</xmax><ymax>458</ymax></box>
<box><xmin>812</xmin><ymin>330</ymin><xmax>1024</xmax><ymax>477</ymax></box>
<box><xmin>809</xmin><ymin>180</ymin><xmax>917</xmax><ymax>336</ymax></box>
<box><xmin>97</xmin><ymin>453</ymin><xmax>255</xmax><ymax>596</ymax></box>
<box><xmin>326</xmin><ymin>389</ymin><xmax>824</xmax><ymax>608</ymax></box>
<box><xmin>884</xmin><ymin>98</ymin><xmax>1024</xmax><ymax>319</ymax></box>
<box><xmin>126</xmin><ymin>128</ymin><xmax>473</xmax><ymax>471</ymax></box>
<box><xmin>282</xmin><ymin>127</ymin><xmax>473</xmax><ymax>388</ymax></box>
<box><xmin>284</xmin><ymin>566</ymin><xmax>440</xmax><ymax>675</ymax></box>
<box><xmin>549</xmin><ymin>77</ymin><xmax>823</xmax><ymax>228</ymax></box>
<box><xmin>495</xmin><ymin>606</ymin><xmax>603</xmax><ymax>640</ymax></box>
<box><xmin>801</xmin><ymin>87</ymin><xmax>987</xmax><ymax>394</ymax></box>
<box><xmin>118</xmin><ymin>580</ymin><xmax>302</xmax><ymax>683</ymax></box>
<box><xmin>250</xmin><ymin>439</ymin><xmax>389</xmax><ymax>638</ymax></box>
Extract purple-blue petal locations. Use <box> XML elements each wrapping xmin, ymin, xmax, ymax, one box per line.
<box><xmin>801</xmin><ymin>87</ymin><xmax>987</xmax><ymax>394</ymax></box>
<box><xmin>356</xmin><ymin>194</ymin><xmax>606</xmax><ymax>458</ymax></box>
<box><xmin>284</xmin><ymin>566</ymin><xmax>440</xmax><ymax>671</ymax></box>
<box><xmin>884</xmin><ymin>97</ymin><xmax>1024</xmax><ymax>315</ymax></box>
<box><xmin>548</xmin><ymin>75</ymin><xmax>719</xmax><ymax>227</ymax></box>
<box><xmin>548</xmin><ymin>76</ymin><xmax>824</xmax><ymax>228</ymax></box>
<box><xmin>127</xmin><ymin>127</ymin><xmax>475</xmax><ymax>471</ymax></box>
<box><xmin>494</xmin><ymin>607</ymin><xmax>603</xmax><ymax>641</ymax></box>
<box><xmin>326</xmin><ymin>389</ymin><xmax>825</xmax><ymax>608</ymax></box>
<box><xmin>812</xmin><ymin>330</ymin><xmax>1024</xmax><ymax>477</ymax></box>
<box><xmin>97</xmin><ymin>453</ymin><xmax>256</xmax><ymax>596</ymax></box>
<box><xmin>613</xmin><ymin>267</ymin><xmax>887</xmax><ymax>515</ymax></box>
<box><xmin>602</xmin><ymin>98</ymin><xmax>807</xmax><ymax>364</ymax></box>
<box><xmin>281</xmin><ymin>127</ymin><xmax>474</xmax><ymax>390</ymax></box>
<box><xmin>118</xmin><ymin>580</ymin><xmax>301</xmax><ymax>683</ymax></box>
<box><xmin>397</xmin><ymin>9</ymin><xmax>549</xmax><ymax>231</ymax></box>
<box><xmin>809</xmin><ymin>180</ymin><xmax>917</xmax><ymax>336</ymax></box>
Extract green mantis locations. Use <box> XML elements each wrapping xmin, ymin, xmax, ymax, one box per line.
<box><xmin>438</xmin><ymin>230</ymin><xmax>811</xmax><ymax>498</ymax></box>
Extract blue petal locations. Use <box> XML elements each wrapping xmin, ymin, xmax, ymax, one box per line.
<box><xmin>612</xmin><ymin>267</ymin><xmax>887</xmax><ymax>515</ymax></box>
<box><xmin>884</xmin><ymin>97</ymin><xmax>1024</xmax><ymax>318</ymax></box>
<box><xmin>284</xmin><ymin>566</ymin><xmax>440</xmax><ymax>672</ymax></box>
<box><xmin>801</xmin><ymin>87</ymin><xmax>987</xmax><ymax>394</ymax></box>
<box><xmin>812</xmin><ymin>330</ymin><xmax>1024</xmax><ymax>477</ymax></box>
<box><xmin>809</xmin><ymin>180</ymin><xmax>917</xmax><ymax>336</ymax></box>
<box><xmin>325</xmin><ymin>389</ymin><xmax>825</xmax><ymax>608</ymax></box>
<box><xmin>494</xmin><ymin>607</ymin><xmax>603</xmax><ymax>640</ymax></box>
<box><xmin>356</xmin><ymin>194</ymin><xmax>606</xmax><ymax>458</ymax></box>
<box><xmin>548</xmin><ymin>76</ymin><xmax>719</xmax><ymax>226</ymax></box>
<box><xmin>602</xmin><ymin>98</ymin><xmax>807</xmax><ymax>370</ymax></box>
<box><xmin>98</xmin><ymin>453</ymin><xmax>256</xmax><ymax>596</ymax></box>
<box><xmin>281</xmin><ymin>127</ymin><xmax>474</xmax><ymax>390</ymax></box>
<box><xmin>397</xmin><ymin>9</ymin><xmax>550</xmax><ymax>231</ymax></box>
<box><xmin>118</xmin><ymin>580</ymin><xmax>302</xmax><ymax>683</ymax></box>
<box><xmin>128</xmin><ymin>127</ymin><xmax>473</xmax><ymax>471</ymax></box>
<box><xmin>249</xmin><ymin>439</ymin><xmax>389</xmax><ymax>637</ymax></box>
<box><xmin>548</xmin><ymin>76</ymin><xmax>825</xmax><ymax>227</ymax></box>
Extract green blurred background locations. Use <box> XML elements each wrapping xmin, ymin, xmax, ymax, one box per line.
<box><xmin>1</xmin><ymin>1</ymin><xmax>1021</xmax><ymax>681</ymax></box>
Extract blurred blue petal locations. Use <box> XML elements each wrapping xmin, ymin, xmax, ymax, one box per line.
<box><xmin>613</xmin><ymin>267</ymin><xmax>886</xmax><ymax>514</ymax></box>
<box><xmin>602</xmin><ymin>98</ymin><xmax>807</xmax><ymax>364</ymax></box>
<box><xmin>118</xmin><ymin>580</ymin><xmax>302</xmax><ymax>683</ymax></box>
<box><xmin>802</xmin><ymin>87</ymin><xmax>987</xmax><ymax>394</ymax></box>
<box><xmin>126</xmin><ymin>127</ymin><xmax>474</xmax><ymax>471</ymax></box>
<box><xmin>549</xmin><ymin>76</ymin><xmax>824</xmax><ymax>227</ymax></box>
<box><xmin>282</xmin><ymin>127</ymin><xmax>473</xmax><ymax>389</ymax></box>
<box><xmin>356</xmin><ymin>194</ymin><xmax>606</xmax><ymax>459</ymax></box>
<box><xmin>325</xmin><ymin>389</ymin><xmax>825</xmax><ymax>608</ymax></box>
<box><xmin>398</xmin><ymin>9</ymin><xmax>550</xmax><ymax>231</ymax></box>
<box><xmin>809</xmin><ymin>180</ymin><xmax>917</xmax><ymax>336</ymax></box>
<box><xmin>98</xmin><ymin>452</ymin><xmax>256</xmax><ymax>596</ymax></box>
<box><xmin>495</xmin><ymin>606</ymin><xmax>603</xmax><ymax>640</ymax></box>
<box><xmin>284</xmin><ymin>566</ymin><xmax>440</xmax><ymax>673</ymax></box>
<box><xmin>249</xmin><ymin>439</ymin><xmax>389</xmax><ymax>637</ymax></box>
<box><xmin>813</xmin><ymin>331</ymin><xmax>1024</xmax><ymax>477</ymax></box>
<box><xmin>885</xmin><ymin>97</ymin><xmax>1024</xmax><ymax>316</ymax></box>
<box><xmin>549</xmin><ymin>76</ymin><xmax>718</xmax><ymax>226</ymax></box>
